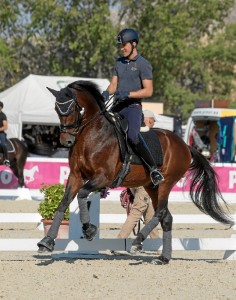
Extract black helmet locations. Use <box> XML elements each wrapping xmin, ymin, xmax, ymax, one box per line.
<box><xmin>0</xmin><ymin>101</ymin><xmax>3</xmax><ymax>108</ymax></box>
<box><xmin>117</xmin><ymin>28</ymin><xmax>139</xmax><ymax>45</ymax></box>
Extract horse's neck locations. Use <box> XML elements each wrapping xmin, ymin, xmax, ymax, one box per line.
<box><xmin>78</xmin><ymin>115</ymin><xmax>116</xmax><ymax>148</ymax></box>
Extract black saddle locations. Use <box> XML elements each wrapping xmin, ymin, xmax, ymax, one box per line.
<box><xmin>106</xmin><ymin>112</ymin><xmax>163</xmax><ymax>166</ymax></box>
<box><xmin>0</xmin><ymin>138</ymin><xmax>15</xmax><ymax>153</ymax></box>
<box><xmin>104</xmin><ymin>112</ymin><xmax>163</xmax><ymax>188</ymax></box>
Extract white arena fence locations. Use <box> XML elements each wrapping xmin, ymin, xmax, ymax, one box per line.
<box><xmin>1</xmin><ymin>187</ymin><xmax>236</xmax><ymax>203</ymax></box>
<box><xmin>0</xmin><ymin>193</ymin><xmax>236</xmax><ymax>260</ymax></box>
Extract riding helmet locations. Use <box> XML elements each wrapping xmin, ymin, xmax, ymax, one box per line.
<box><xmin>117</xmin><ymin>28</ymin><xmax>139</xmax><ymax>45</ymax></box>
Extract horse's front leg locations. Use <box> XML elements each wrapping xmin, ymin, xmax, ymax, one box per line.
<box><xmin>77</xmin><ymin>180</ymin><xmax>102</xmax><ymax>241</ymax></box>
<box><xmin>37</xmin><ymin>177</ymin><xmax>80</xmax><ymax>253</ymax></box>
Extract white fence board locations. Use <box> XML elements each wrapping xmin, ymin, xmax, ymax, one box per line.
<box><xmin>1</xmin><ymin>213</ymin><xmax>236</xmax><ymax>225</ymax></box>
<box><xmin>1</xmin><ymin>238</ymin><xmax>236</xmax><ymax>252</ymax></box>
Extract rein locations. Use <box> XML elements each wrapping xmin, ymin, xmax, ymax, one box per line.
<box><xmin>76</xmin><ymin>96</ymin><xmax>114</xmax><ymax>134</ymax></box>
<box><xmin>58</xmin><ymin>95</ymin><xmax>114</xmax><ymax>136</ymax></box>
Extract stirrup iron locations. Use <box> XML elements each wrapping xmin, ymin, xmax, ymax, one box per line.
<box><xmin>150</xmin><ymin>169</ymin><xmax>164</xmax><ymax>186</ymax></box>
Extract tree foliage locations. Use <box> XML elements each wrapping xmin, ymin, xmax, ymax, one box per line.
<box><xmin>114</xmin><ymin>0</ymin><xmax>236</xmax><ymax>119</ymax></box>
<box><xmin>0</xmin><ymin>0</ymin><xmax>235</xmax><ymax>120</ymax></box>
<box><xmin>0</xmin><ymin>0</ymin><xmax>117</xmax><ymax>88</ymax></box>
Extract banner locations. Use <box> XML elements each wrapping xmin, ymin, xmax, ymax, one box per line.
<box><xmin>0</xmin><ymin>158</ymin><xmax>236</xmax><ymax>194</ymax></box>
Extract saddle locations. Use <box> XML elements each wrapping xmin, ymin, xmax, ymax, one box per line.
<box><xmin>6</xmin><ymin>139</ymin><xmax>15</xmax><ymax>152</ymax></box>
<box><xmin>0</xmin><ymin>138</ymin><xmax>15</xmax><ymax>153</ymax></box>
<box><xmin>104</xmin><ymin>112</ymin><xmax>163</xmax><ymax>188</ymax></box>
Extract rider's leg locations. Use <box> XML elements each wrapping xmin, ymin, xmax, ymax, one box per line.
<box><xmin>2</xmin><ymin>144</ymin><xmax>10</xmax><ymax>166</ymax></box>
<box><xmin>0</xmin><ymin>134</ymin><xmax>10</xmax><ymax>167</ymax></box>
<box><xmin>133</xmin><ymin>134</ymin><xmax>164</xmax><ymax>186</ymax></box>
<box><xmin>119</xmin><ymin>105</ymin><xmax>164</xmax><ymax>186</ymax></box>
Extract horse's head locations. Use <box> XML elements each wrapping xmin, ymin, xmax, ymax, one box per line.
<box><xmin>47</xmin><ymin>81</ymin><xmax>106</xmax><ymax>148</ymax></box>
<box><xmin>47</xmin><ymin>86</ymin><xmax>83</xmax><ymax>147</ymax></box>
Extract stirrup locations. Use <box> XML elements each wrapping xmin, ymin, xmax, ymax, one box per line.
<box><xmin>150</xmin><ymin>169</ymin><xmax>164</xmax><ymax>186</ymax></box>
<box><xmin>3</xmin><ymin>160</ymin><xmax>10</xmax><ymax>167</ymax></box>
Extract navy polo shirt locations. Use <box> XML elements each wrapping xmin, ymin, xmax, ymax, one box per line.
<box><xmin>112</xmin><ymin>54</ymin><xmax>153</xmax><ymax>98</ymax></box>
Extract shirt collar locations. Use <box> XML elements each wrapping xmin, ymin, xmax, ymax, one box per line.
<box><xmin>124</xmin><ymin>54</ymin><xmax>140</xmax><ymax>63</ymax></box>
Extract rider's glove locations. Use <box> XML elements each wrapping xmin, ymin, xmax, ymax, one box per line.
<box><xmin>114</xmin><ymin>91</ymin><xmax>129</xmax><ymax>102</ymax></box>
<box><xmin>101</xmin><ymin>90</ymin><xmax>109</xmax><ymax>102</ymax></box>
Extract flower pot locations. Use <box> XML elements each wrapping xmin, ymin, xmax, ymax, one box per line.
<box><xmin>41</xmin><ymin>219</ymin><xmax>69</xmax><ymax>239</ymax></box>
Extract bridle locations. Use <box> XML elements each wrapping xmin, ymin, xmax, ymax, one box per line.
<box><xmin>56</xmin><ymin>92</ymin><xmax>115</xmax><ymax>138</ymax></box>
<box><xmin>56</xmin><ymin>98</ymin><xmax>83</xmax><ymax>136</ymax></box>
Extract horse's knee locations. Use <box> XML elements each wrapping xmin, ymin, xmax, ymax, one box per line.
<box><xmin>156</xmin><ymin>208</ymin><xmax>173</xmax><ymax>232</ymax></box>
<box><xmin>77</xmin><ymin>184</ymin><xmax>93</xmax><ymax>199</ymax></box>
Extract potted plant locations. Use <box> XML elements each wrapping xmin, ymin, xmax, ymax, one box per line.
<box><xmin>38</xmin><ymin>183</ymin><xmax>69</xmax><ymax>238</ymax></box>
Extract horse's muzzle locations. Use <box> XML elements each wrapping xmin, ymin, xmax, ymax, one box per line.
<box><xmin>60</xmin><ymin>134</ymin><xmax>75</xmax><ymax>147</ymax></box>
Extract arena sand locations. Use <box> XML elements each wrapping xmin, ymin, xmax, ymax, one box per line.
<box><xmin>0</xmin><ymin>199</ymin><xmax>236</xmax><ymax>300</ymax></box>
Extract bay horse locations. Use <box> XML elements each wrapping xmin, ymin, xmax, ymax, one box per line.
<box><xmin>37</xmin><ymin>80</ymin><xmax>234</xmax><ymax>264</ymax></box>
<box><xmin>0</xmin><ymin>138</ymin><xmax>28</xmax><ymax>187</ymax></box>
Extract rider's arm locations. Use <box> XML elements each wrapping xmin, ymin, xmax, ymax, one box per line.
<box><xmin>129</xmin><ymin>79</ymin><xmax>153</xmax><ymax>99</ymax></box>
<box><xmin>0</xmin><ymin>120</ymin><xmax>8</xmax><ymax>132</ymax></box>
<box><xmin>106</xmin><ymin>75</ymin><xmax>118</xmax><ymax>95</ymax></box>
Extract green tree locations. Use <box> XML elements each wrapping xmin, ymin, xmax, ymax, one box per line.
<box><xmin>0</xmin><ymin>0</ymin><xmax>117</xmax><ymax>88</ymax></box>
<box><xmin>113</xmin><ymin>0</ymin><xmax>235</xmax><ymax>120</ymax></box>
<box><xmin>1</xmin><ymin>0</ymin><xmax>236</xmax><ymax>122</ymax></box>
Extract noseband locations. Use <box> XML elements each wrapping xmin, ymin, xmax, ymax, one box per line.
<box><xmin>56</xmin><ymin>98</ymin><xmax>83</xmax><ymax>136</ymax></box>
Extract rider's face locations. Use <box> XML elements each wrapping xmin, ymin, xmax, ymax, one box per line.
<box><xmin>118</xmin><ymin>42</ymin><xmax>132</xmax><ymax>57</ymax></box>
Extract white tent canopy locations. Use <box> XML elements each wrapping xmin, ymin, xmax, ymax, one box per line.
<box><xmin>0</xmin><ymin>74</ymin><xmax>109</xmax><ymax>139</ymax></box>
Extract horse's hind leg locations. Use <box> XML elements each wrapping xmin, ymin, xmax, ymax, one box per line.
<box><xmin>130</xmin><ymin>205</ymin><xmax>172</xmax><ymax>264</ymax></box>
<box><xmin>152</xmin><ymin>207</ymin><xmax>173</xmax><ymax>265</ymax></box>
<box><xmin>130</xmin><ymin>212</ymin><xmax>160</xmax><ymax>253</ymax></box>
<box><xmin>10</xmin><ymin>159</ymin><xmax>24</xmax><ymax>187</ymax></box>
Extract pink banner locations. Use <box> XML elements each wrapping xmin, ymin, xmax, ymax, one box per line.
<box><xmin>172</xmin><ymin>165</ymin><xmax>236</xmax><ymax>193</ymax></box>
<box><xmin>0</xmin><ymin>158</ymin><xmax>69</xmax><ymax>189</ymax></box>
<box><xmin>0</xmin><ymin>159</ymin><xmax>236</xmax><ymax>193</ymax></box>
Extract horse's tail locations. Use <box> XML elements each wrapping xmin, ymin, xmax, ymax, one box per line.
<box><xmin>189</xmin><ymin>146</ymin><xmax>234</xmax><ymax>227</ymax></box>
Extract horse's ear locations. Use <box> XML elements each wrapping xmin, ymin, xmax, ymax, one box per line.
<box><xmin>47</xmin><ymin>87</ymin><xmax>59</xmax><ymax>98</ymax></box>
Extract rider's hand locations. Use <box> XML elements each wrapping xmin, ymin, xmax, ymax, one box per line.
<box><xmin>115</xmin><ymin>91</ymin><xmax>129</xmax><ymax>102</ymax></box>
<box><xmin>101</xmin><ymin>91</ymin><xmax>110</xmax><ymax>102</ymax></box>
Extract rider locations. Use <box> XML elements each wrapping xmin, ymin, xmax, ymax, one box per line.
<box><xmin>117</xmin><ymin>110</ymin><xmax>160</xmax><ymax>240</ymax></box>
<box><xmin>0</xmin><ymin>101</ymin><xmax>10</xmax><ymax>167</ymax></box>
<box><xmin>102</xmin><ymin>28</ymin><xmax>164</xmax><ymax>185</ymax></box>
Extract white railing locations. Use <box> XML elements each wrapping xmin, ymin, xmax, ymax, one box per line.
<box><xmin>0</xmin><ymin>194</ymin><xmax>235</xmax><ymax>260</ymax></box>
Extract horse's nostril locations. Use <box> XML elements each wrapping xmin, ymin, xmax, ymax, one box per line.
<box><xmin>67</xmin><ymin>140</ymin><xmax>74</xmax><ymax>148</ymax></box>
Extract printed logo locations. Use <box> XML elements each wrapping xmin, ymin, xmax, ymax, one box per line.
<box><xmin>24</xmin><ymin>165</ymin><xmax>39</xmax><ymax>184</ymax></box>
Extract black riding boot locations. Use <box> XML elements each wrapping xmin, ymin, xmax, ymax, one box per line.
<box><xmin>133</xmin><ymin>138</ymin><xmax>164</xmax><ymax>186</ymax></box>
<box><xmin>2</xmin><ymin>144</ymin><xmax>10</xmax><ymax>167</ymax></box>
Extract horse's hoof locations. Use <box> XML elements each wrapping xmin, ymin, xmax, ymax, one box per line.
<box><xmin>37</xmin><ymin>246</ymin><xmax>51</xmax><ymax>254</ymax></box>
<box><xmin>37</xmin><ymin>236</ymin><xmax>55</xmax><ymax>253</ymax></box>
<box><xmin>83</xmin><ymin>224</ymin><xmax>97</xmax><ymax>241</ymax></box>
<box><xmin>129</xmin><ymin>243</ymin><xmax>143</xmax><ymax>255</ymax></box>
<box><xmin>151</xmin><ymin>255</ymin><xmax>170</xmax><ymax>265</ymax></box>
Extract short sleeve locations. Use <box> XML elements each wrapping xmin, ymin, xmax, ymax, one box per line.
<box><xmin>112</xmin><ymin>61</ymin><xmax>119</xmax><ymax>77</ymax></box>
<box><xmin>139</xmin><ymin>59</ymin><xmax>153</xmax><ymax>80</ymax></box>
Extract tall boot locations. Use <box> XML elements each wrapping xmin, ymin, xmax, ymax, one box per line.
<box><xmin>133</xmin><ymin>135</ymin><xmax>164</xmax><ymax>186</ymax></box>
<box><xmin>2</xmin><ymin>144</ymin><xmax>10</xmax><ymax>167</ymax></box>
